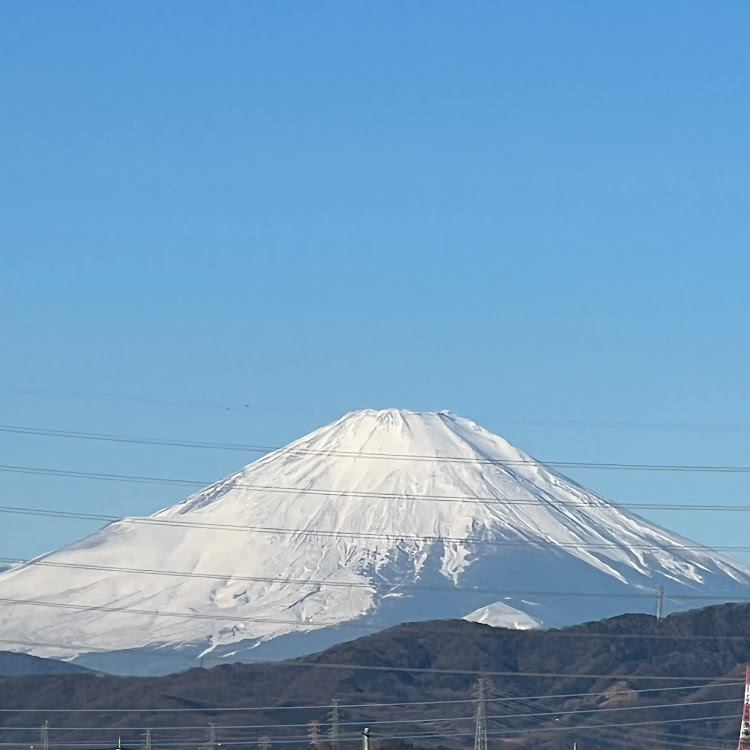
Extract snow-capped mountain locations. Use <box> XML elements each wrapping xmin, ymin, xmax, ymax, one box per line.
<box><xmin>1</xmin><ymin>408</ymin><xmax>748</xmax><ymax>675</ymax></box>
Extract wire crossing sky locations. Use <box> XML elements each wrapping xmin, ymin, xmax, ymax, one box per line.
<box><xmin>2</xmin><ymin>1</ymin><xmax>750</xmax><ymax>559</ymax></box>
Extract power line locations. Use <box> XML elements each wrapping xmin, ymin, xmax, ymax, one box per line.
<box><xmin>0</xmin><ymin>609</ymin><xmax>746</xmax><ymax>678</ymax></box>
<box><xmin>0</xmin><ymin>707</ymin><xmax>736</xmax><ymax>748</ymax></box>
<box><xmin>0</xmin><ymin>706</ymin><xmax>738</xmax><ymax>750</ymax></box>
<box><xmin>0</xmin><ymin>681</ymin><xmax>736</xmax><ymax>714</ymax></box>
<box><xmin>2</xmin><ymin>502</ymin><xmax>750</xmax><ymax>552</ymax></box>
<box><xmin>4</xmin><ymin>460</ymin><xmax>750</xmax><ymax>517</ymax></box>
<box><xmin>484</xmin><ymin>683</ymin><xmax>729</xmax><ymax>750</ymax></box>
<box><xmin>0</xmin><ymin>556</ymin><xmax>722</xmax><ymax>601</ymax></box>
<box><xmin>491</xmin><ymin>686</ymin><xmax>733</xmax><ymax>750</ymax></box>
<box><xmin>377</xmin><ymin>712</ymin><xmax>737</xmax><ymax>741</ymax></box>
<box><xmin>214</xmin><ymin>715</ymin><xmax>735</xmax><ymax>750</ymax></box>
<box><xmin>7</xmin><ymin>595</ymin><xmax>750</xmax><ymax>641</ymax></box>
<box><xmin>0</xmin><ymin>714</ymin><xmax>734</xmax><ymax>746</ymax></box>
<box><xmin>0</xmin><ymin>596</ymin><xmax>351</xmax><ymax>629</ymax></box>
<box><xmin>6</xmin><ymin>556</ymin><xmax>750</xmax><ymax>604</ymax></box>
<box><xmin>0</xmin><ymin>697</ymin><xmax>740</xmax><ymax>731</ymax></box>
<box><xmin>0</xmin><ymin>425</ymin><xmax>274</xmax><ymax>453</ymax></box>
<box><xmin>6</xmin><ymin>424</ymin><xmax>750</xmax><ymax>472</ymax></box>
<box><xmin>6</xmin><ymin>480</ymin><xmax>750</xmax><ymax>518</ymax></box>
<box><xmin>267</xmin><ymin>663</ymin><xmax>748</xmax><ymax>682</ymax></box>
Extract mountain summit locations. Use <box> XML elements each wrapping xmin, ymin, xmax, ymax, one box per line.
<box><xmin>1</xmin><ymin>408</ymin><xmax>749</xmax><ymax>674</ymax></box>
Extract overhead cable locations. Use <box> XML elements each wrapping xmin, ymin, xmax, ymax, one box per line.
<box><xmin>0</xmin><ymin>680</ymin><xmax>736</xmax><ymax>713</ymax></box>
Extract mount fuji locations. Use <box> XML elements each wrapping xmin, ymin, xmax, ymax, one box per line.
<box><xmin>1</xmin><ymin>408</ymin><xmax>749</xmax><ymax>675</ymax></box>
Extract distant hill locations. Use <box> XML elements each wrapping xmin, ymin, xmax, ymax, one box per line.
<box><xmin>0</xmin><ymin>651</ymin><xmax>90</xmax><ymax>676</ymax></box>
<box><xmin>0</xmin><ymin>603</ymin><xmax>748</xmax><ymax>749</ymax></box>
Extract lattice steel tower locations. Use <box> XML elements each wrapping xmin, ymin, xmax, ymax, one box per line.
<box><xmin>473</xmin><ymin>677</ymin><xmax>488</xmax><ymax>750</ymax></box>
<box><xmin>328</xmin><ymin>698</ymin><xmax>341</xmax><ymax>748</ymax></box>
<box><xmin>308</xmin><ymin>719</ymin><xmax>320</xmax><ymax>749</ymax></box>
<box><xmin>738</xmin><ymin>665</ymin><xmax>750</xmax><ymax>750</ymax></box>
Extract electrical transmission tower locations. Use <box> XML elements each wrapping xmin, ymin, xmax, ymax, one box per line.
<box><xmin>655</xmin><ymin>585</ymin><xmax>665</xmax><ymax>620</ymax></box>
<box><xmin>738</xmin><ymin>665</ymin><xmax>750</xmax><ymax>750</ymax></box>
<box><xmin>259</xmin><ymin>736</ymin><xmax>272</xmax><ymax>750</ymax></box>
<box><xmin>200</xmin><ymin>723</ymin><xmax>217</xmax><ymax>750</ymax></box>
<box><xmin>473</xmin><ymin>677</ymin><xmax>488</xmax><ymax>750</ymax></box>
<box><xmin>142</xmin><ymin>729</ymin><xmax>152</xmax><ymax>750</ymax></box>
<box><xmin>308</xmin><ymin>720</ymin><xmax>320</xmax><ymax>749</ymax></box>
<box><xmin>328</xmin><ymin>698</ymin><xmax>340</xmax><ymax>748</ymax></box>
<box><xmin>40</xmin><ymin>721</ymin><xmax>49</xmax><ymax>750</ymax></box>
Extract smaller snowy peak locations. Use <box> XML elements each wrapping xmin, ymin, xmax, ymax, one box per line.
<box><xmin>464</xmin><ymin>602</ymin><xmax>543</xmax><ymax>630</ymax></box>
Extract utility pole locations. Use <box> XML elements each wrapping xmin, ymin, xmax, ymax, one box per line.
<box><xmin>473</xmin><ymin>677</ymin><xmax>488</xmax><ymax>750</ymax></box>
<box><xmin>737</xmin><ymin>665</ymin><xmax>750</xmax><ymax>750</ymax></box>
<box><xmin>40</xmin><ymin>721</ymin><xmax>49</xmax><ymax>750</ymax></box>
<box><xmin>307</xmin><ymin>720</ymin><xmax>320</xmax><ymax>749</ymax></box>
<box><xmin>361</xmin><ymin>728</ymin><xmax>370</xmax><ymax>750</ymax></box>
<box><xmin>655</xmin><ymin>585</ymin><xmax>665</xmax><ymax>621</ymax></box>
<box><xmin>259</xmin><ymin>737</ymin><xmax>272</xmax><ymax>750</ymax></box>
<box><xmin>142</xmin><ymin>729</ymin><xmax>152</xmax><ymax>750</ymax></box>
<box><xmin>328</xmin><ymin>698</ymin><xmax>340</xmax><ymax>748</ymax></box>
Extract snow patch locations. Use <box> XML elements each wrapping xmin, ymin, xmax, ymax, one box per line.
<box><xmin>464</xmin><ymin>601</ymin><xmax>542</xmax><ymax>629</ymax></box>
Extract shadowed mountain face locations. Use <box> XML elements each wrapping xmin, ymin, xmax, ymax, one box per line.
<box><xmin>0</xmin><ymin>651</ymin><xmax>89</xmax><ymax>676</ymax></box>
<box><xmin>2</xmin><ymin>409</ymin><xmax>750</xmax><ymax>675</ymax></box>
<box><xmin>0</xmin><ymin>603</ymin><xmax>747</xmax><ymax>750</ymax></box>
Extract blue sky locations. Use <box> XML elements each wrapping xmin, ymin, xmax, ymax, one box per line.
<box><xmin>2</xmin><ymin>1</ymin><xmax>750</xmax><ymax>561</ymax></box>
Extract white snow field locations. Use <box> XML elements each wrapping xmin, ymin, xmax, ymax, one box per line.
<box><xmin>0</xmin><ymin>408</ymin><xmax>748</xmax><ymax>674</ymax></box>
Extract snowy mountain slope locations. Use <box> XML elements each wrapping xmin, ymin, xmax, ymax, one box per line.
<box><xmin>1</xmin><ymin>408</ymin><xmax>749</xmax><ymax>675</ymax></box>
